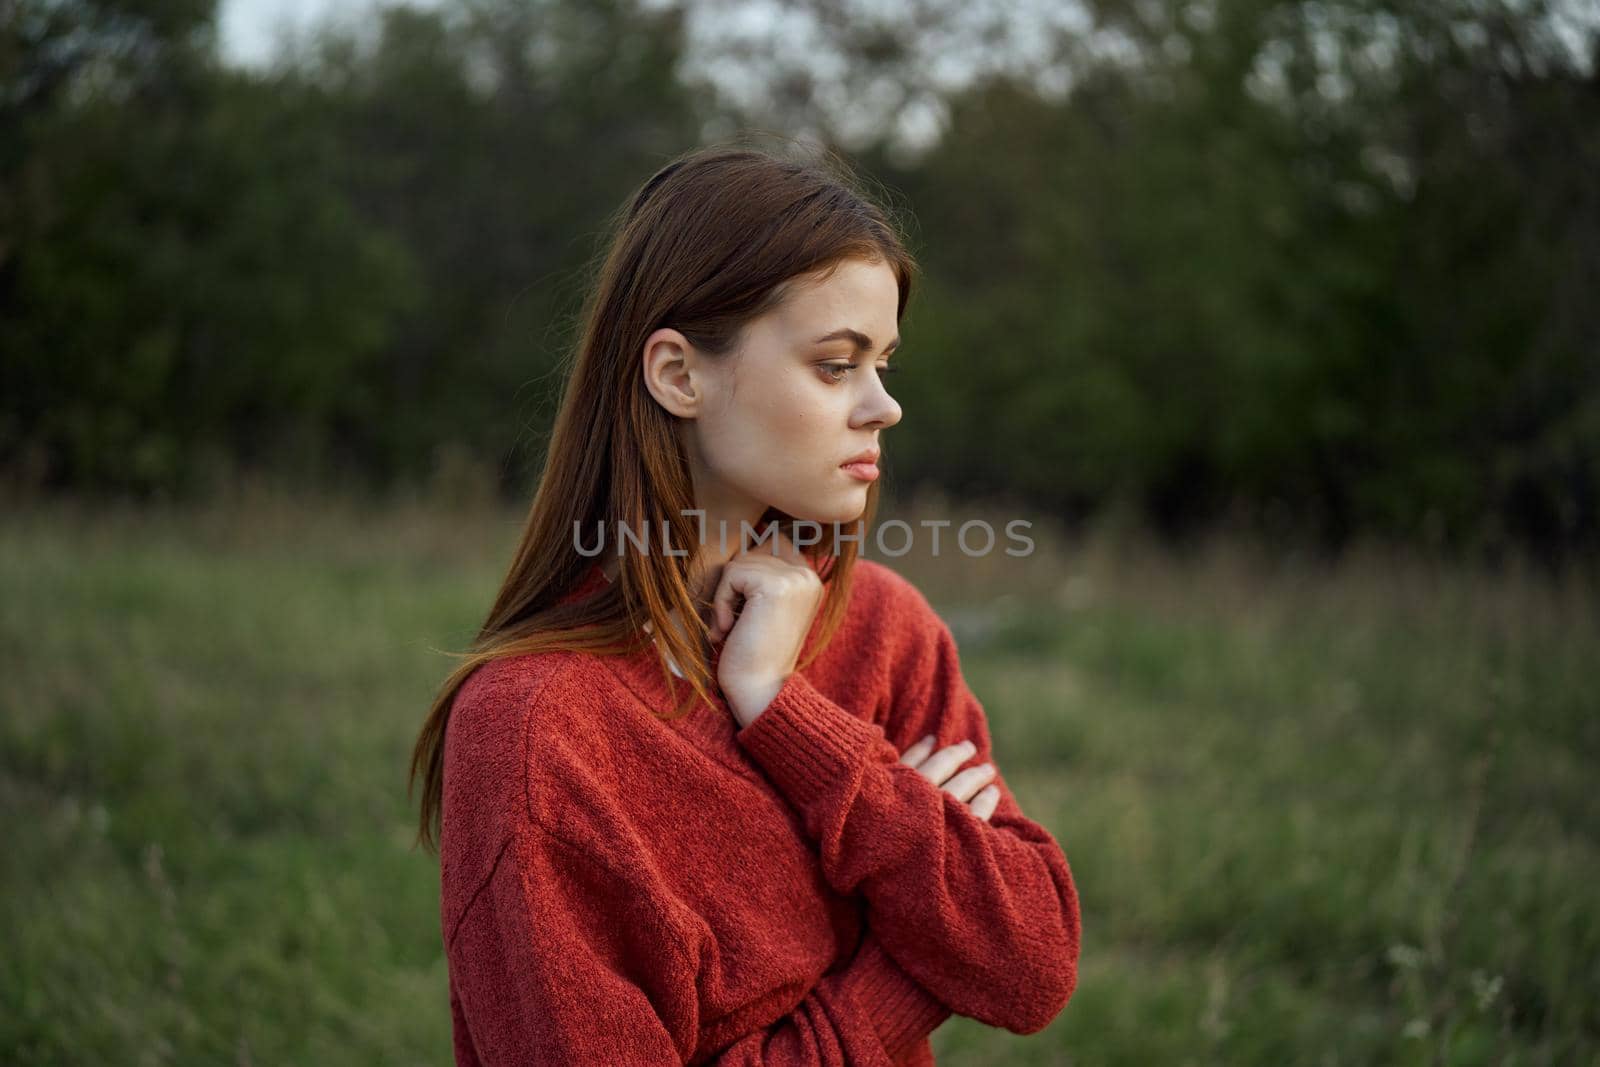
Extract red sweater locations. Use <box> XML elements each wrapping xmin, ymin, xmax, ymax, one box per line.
<box><xmin>440</xmin><ymin>558</ymin><xmax>1081</xmax><ymax>1065</ymax></box>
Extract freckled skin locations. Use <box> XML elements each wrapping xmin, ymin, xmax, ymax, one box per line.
<box><xmin>642</xmin><ymin>256</ymin><xmax>904</xmax><ymax>576</ymax></box>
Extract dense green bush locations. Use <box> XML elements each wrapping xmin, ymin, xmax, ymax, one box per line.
<box><xmin>3</xmin><ymin>0</ymin><xmax>1594</xmax><ymax>560</ymax></box>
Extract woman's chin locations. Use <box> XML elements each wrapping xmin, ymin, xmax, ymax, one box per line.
<box><xmin>759</xmin><ymin>483</ymin><xmax>871</xmax><ymax>532</ymax></box>
<box><xmin>797</xmin><ymin>493</ymin><xmax>871</xmax><ymax>528</ymax></box>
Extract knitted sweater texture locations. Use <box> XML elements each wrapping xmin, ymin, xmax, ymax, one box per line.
<box><xmin>440</xmin><ymin>558</ymin><xmax>1081</xmax><ymax>1065</ymax></box>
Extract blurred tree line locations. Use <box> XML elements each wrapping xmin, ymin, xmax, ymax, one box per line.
<box><xmin>2</xmin><ymin>0</ymin><xmax>1595</xmax><ymax>563</ymax></box>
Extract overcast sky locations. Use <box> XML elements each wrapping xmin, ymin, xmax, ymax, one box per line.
<box><xmin>220</xmin><ymin>0</ymin><xmax>1597</xmax><ymax>71</ymax></box>
<box><xmin>219</xmin><ymin>0</ymin><xmax>438</xmax><ymax>66</ymax></box>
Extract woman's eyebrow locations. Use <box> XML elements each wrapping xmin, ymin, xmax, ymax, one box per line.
<box><xmin>812</xmin><ymin>327</ymin><xmax>900</xmax><ymax>354</ymax></box>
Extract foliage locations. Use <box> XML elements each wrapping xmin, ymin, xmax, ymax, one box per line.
<box><xmin>2</xmin><ymin>0</ymin><xmax>1595</xmax><ymax>559</ymax></box>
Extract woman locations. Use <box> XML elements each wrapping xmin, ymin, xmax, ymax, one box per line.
<box><xmin>410</xmin><ymin>140</ymin><xmax>1081</xmax><ymax>1065</ymax></box>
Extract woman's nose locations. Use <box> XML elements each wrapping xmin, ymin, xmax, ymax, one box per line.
<box><xmin>855</xmin><ymin>371</ymin><xmax>902</xmax><ymax>429</ymax></box>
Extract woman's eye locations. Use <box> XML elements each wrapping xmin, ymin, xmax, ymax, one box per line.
<box><xmin>820</xmin><ymin>363</ymin><xmax>899</xmax><ymax>383</ymax></box>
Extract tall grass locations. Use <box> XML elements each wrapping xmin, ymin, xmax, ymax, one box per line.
<box><xmin>2</xmin><ymin>488</ymin><xmax>1594</xmax><ymax>1064</ymax></box>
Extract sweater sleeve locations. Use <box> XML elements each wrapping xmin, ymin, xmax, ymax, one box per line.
<box><xmin>446</xmin><ymin>818</ymin><xmax>951</xmax><ymax>1066</ymax></box>
<box><xmin>731</xmin><ymin>613</ymin><xmax>1081</xmax><ymax>1037</ymax></box>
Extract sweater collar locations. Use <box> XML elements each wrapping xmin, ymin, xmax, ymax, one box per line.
<box><xmin>558</xmin><ymin>560</ymin><xmax>611</xmax><ymax>607</ymax></box>
<box><xmin>560</xmin><ymin>561</ymin><xmax>746</xmax><ymax>752</ymax></box>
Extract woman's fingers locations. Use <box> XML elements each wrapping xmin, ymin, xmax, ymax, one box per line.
<box><xmin>970</xmin><ymin>785</ymin><xmax>1000</xmax><ymax>821</ymax></box>
<box><xmin>707</xmin><ymin>530</ymin><xmax>807</xmax><ymax>644</ymax></box>
<box><xmin>898</xmin><ymin>735</ymin><xmax>1000</xmax><ymax>819</ymax></box>
<box><xmin>899</xmin><ymin>734</ymin><xmax>936</xmax><ymax>767</ymax></box>
<box><xmin>709</xmin><ymin>580</ymin><xmax>741</xmax><ymax>642</ymax></box>
<box><xmin>941</xmin><ymin>762</ymin><xmax>997</xmax><ymax>802</ymax></box>
<box><xmin>913</xmin><ymin>740</ymin><xmax>978</xmax><ymax>786</ymax></box>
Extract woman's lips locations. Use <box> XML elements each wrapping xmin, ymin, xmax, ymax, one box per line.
<box><xmin>841</xmin><ymin>462</ymin><xmax>880</xmax><ymax>481</ymax></box>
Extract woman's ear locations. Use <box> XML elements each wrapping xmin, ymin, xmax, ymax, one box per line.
<box><xmin>641</xmin><ymin>327</ymin><xmax>702</xmax><ymax>418</ymax></box>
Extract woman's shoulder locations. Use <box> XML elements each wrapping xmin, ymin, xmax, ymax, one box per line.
<box><xmin>450</xmin><ymin>649</ymin><xmax>588</xmax><ymax>733</ymax></box>
<box><xmin>446</xmin><ymin>647</ymin><xmax>635</xmax><ymax>764</ymax></box>
<box><xmin>819</xmin><ymin>558</ymin><xmax>956</xmax><ymax>693</ymax></box>
<box><xmin>843</xmin><ymin>558</ymin><xmax>946</xmax><ymax>637</ymax></box>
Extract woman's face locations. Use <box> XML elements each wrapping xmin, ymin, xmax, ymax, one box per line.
<box><xmin>642</xmin><ymin>256</ymin><xmax>903</xmax><ymax>538</ymax></box>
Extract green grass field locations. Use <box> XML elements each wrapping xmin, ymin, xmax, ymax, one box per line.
<box><xmin>3</xmin><ymin>492</ymin><xmax>1596</xmax><ymax>1065</ymax></box>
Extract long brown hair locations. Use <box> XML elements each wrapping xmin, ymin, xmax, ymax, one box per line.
<box><xmin>409</xmin><ymin>137</ymin><xmax>919</xmax><ymax>853</ymax></box>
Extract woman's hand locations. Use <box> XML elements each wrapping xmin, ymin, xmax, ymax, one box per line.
<box><xmin>899</xmin><ymin>735</ymin><xmax>1002</xmax><ymax>821</ymax></box>
<box><xmin>709</xmin><ymin>530</ymin><xmax>826</xmax><ymax>729</ymax></box>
